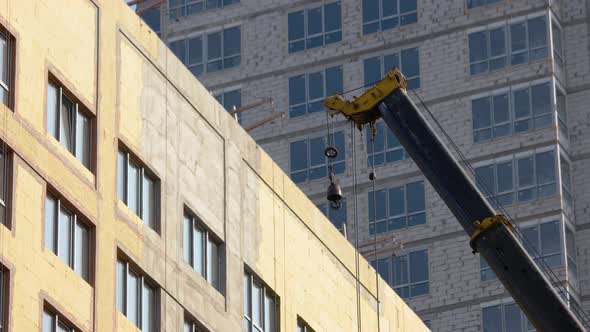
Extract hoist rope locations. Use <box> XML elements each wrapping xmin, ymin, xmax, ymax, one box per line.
<box><xmin>350</xmin><ymin>122</ymin><xmax>363</xmax><ymax>332</ymax></box>
<box><xmin>409</xmin><ymin>88</ymin><xmax>590</xmax><ymax>329</ymax></box>
<box><xmin>369</xmin><ymin>127</ymin><xmax>381</xmax><ymax>332</ymax></box>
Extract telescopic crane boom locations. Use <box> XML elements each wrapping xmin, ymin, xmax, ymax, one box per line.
<box><xmin>324</xmin><ymin>68</ymin><xmax>586</xmax><ymax>332</ymax></box>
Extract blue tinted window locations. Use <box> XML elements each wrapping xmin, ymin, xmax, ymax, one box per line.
<box><xmin>169</xmin><ymin>0</ymin><xmax>239</xmax><ymax>19</ymax></box>
<box><xmin>289</xmin><ymin>66</ymin><xmax>343</xmax><ymax>118</ymax></box>
<box><xmin>373</xmin><ymin>249</ymin><xmax>429</xmax><ymax>299</ymax></box>
<box><xmin>290</xmin><ymin>131</ymin><xmax>345</xmax><ymax>183</ymax></box>
<box><xmin>139</xmin><ymin>5</ymin><xmax>161</xmax><ymax>34</ymax></box>
<box><xmin>364</xmin><ymin>48</ymin><xmax>420</xmax><ymax>90</ymax></box>
<box><xmin>368</xmin><ymin>181</ymin><xmax>425</xmax><ymax>235</ymax></box>
<box><xmin>288</xmin><ymin>2</ymin><xmax>342</xmax><ymax>53</ymax></box>
<box><xmin>317</xmin><ymin>198</ymin><xmax>347</xmax><ymax>231</ymax></box>
<box><xmin>362</xmin><ymin>0</ymin><xmax>417</xmax><ymax>35</ymax></box>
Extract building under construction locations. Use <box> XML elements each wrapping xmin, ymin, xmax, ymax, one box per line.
<box><xmin>133</xmin><ymin>0</ymin><xmax>590</xmax><ymax>330</ymax></box>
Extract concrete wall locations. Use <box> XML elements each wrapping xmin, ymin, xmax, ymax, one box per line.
<box><xmin>0</xmin><ymin>0</ymin><xmax>428</xmax><ymax>331</ymax></box>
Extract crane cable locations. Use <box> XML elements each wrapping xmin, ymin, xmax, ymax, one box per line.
<box><xmin>350</xmin><ymin>121</ymin><xmax>363</xmax><ymax>332</ymax></box>
<box><xmin>369</xmin><ymin>125</ymin><xmax>381</xmax><ymax>332</ymax></box>
<box><xmin>409</xmin><ymin>88</ymin><xmax>590</xmax><ymax>329</ymax></box>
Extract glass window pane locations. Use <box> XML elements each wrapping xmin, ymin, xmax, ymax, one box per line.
<box><xmin>264</xmin><ymin>292</ymin><xmax>275</xmax><ymax>332</ymax></box>
<box><xmin>183</xmin><ymin>215</ymin><xmax>192</xmax><ymax>264</ymax></box>
<box><xmin>324</xmin><ymin>2</ymin><xmax>341</xmax><ymax>32</ymax></box>
<box><xmin>492</xmin><ymin>94</ymin><xmax>509</xmax><ymax>124</ymax></box>
<box><xmin>127</xmin><ymin>270</ymin><xmax>140</xmax><ymax>325</ymax></box>
<box><xmin>308</xmin><ymin>72</ymin><xmax>324</xmax><ymax>101</ymax></box>
<box><xmin>207</xmin><ymin>32</ymin><xmax>222</xmax><ymax>60</ymax></box>
<box><xmin>400</xmin><ymin>0</ymin><xmax>417</xmax><ymax>12</ymax></box>
<box><xmin>223</xmin><ymin>27</ymin><xmax>241</xmax><ymax>57</ymax></box>
<box><xmin>60</xmin><ymin>96</ymin><xmax>74</xmax><ymax>152</ymax></box>
<box><xmin>389</xmin><ymin>187</ymin><xmax>405</xmax><ymax>216</ymax></box>
<box><xmin>45</xmin><ymin>195</ymin><xmax>57</xmax><ymax>252</ymax></box>
<box><xmin>504</xmin><ymin>304</ymin><xmax>522</xmax><ymax>332</ymax></box>
<box><xmin>184</xmin><ymin>321</ymin><xmax>192</xmax><ymax>332</ymax></box>
<box><xmin>223</xmin><ymin>89</ymin><xmax>241</xmax><ymax>112</ymax></box>
<box><xmin>489</xmin><ymin>27</ymin><xmax>506</xmax><ymax>57</ymax></box>
<box><xmin>541</xmin><ymin>221</ymin><xmax>561</xmax><ymax>256</ymax></box>
<box><xmin>410</xmin><ymin>250</ymin><xmax>428</xmax><ymax>283</ymax></box>
<box><xmin>377</xmin><ymin>258</ymin><xmax>390</xmax><ymax>285</ymax></box>
<box><xmin>518</xmin><ymin>156</ymin><xmax>534</xmax><ymax>187</ymax></box>
<box><xmin>43</xmin><ymin>310</ymin><xmax>55</xmax><ymax>332</ymax></box>
<box><xmin>243</xmin><ymin>273</ymin><xmax>251</xmax><ymax>317</ymax></box>
<box><xmin>128</xmin><ymin>161</ymin><xmax>140</xmax><ymax>215</ymax></box>
<box><xmin>309</xmin><ymin>137</ymin><xmax>325</xmax><ymax>167</ymax></box>
<box><xmin>252</xmin><ymin>283</ymin><xmax>262</xmax><ymax>327</ymax></box>
<box><xmin>194</xmin><ymin>226</ymin><xmax>204</xmax><ymax>275</ymax></box>
<box><xmin>0</xmin><ymin>35</ymin><xmax>7</xmax><ymax>87</ymax></box>
<box><xmin>116</xmin><ymin>260</ymin><xmax>125</xmax><ymax>313</ymax></box>
<box><xmin>510</xmin><ymin>22</ymin><xmax>527</xmax><ymax>52</ymax></box>
<box><xmin>531</xmin><ymin>83</ymin><xmax>551</xmax><ymax>116</ymax></box>
<box><xmin>392</xmin><ymin>255</ymin><xmax>408</xmax><ymax>286</ymax></box>
<box><xmin>401</xmin><ymin>48</ymin><xmax>420</xmax><ymax>79</ymax></box>
<box><xmin>47</xmin><ymin>82</ymin><xmax>60</xmax><ymax>138</ymax></box>
<box><xmin>513</xmin><ymin>88</ymin><xmax>530</xmax><ymax>119</ymax></box>
<box><xmin>325</xmin><ymin>66</ymin><xmax>343</xmax><ymax>95</ymax></box>
<box><xmin>74</xmin><ymin>222</ymin><xmax>90</xmax><ymax>281</ymax></box>
<box><xmin>308</xmin><ymin>7</ymin><xmax>323</xmax><ymax>36</ymax></box>
<box><xmin>207</xmin><ymin>237</ymin><xmax>219</xmax><ymax>288</ymax></box>
<box><xmin>472</xmin><ymin>97</ymin><xmax>491</xmax><ymax>129</ymax></box>
<box><xmin>528</xmin><ymin>17</ymin><xmax>547</xmax><ymax>49</ymax></box>
<box><xmin>536</xmin><ymin>151</ymin><xmax>555</xmax><ymax>185</ymax></box>
<box><xmin>364</xmin><ymin>57</ymin><xmax>382</xmax><ymax>87</ymax></box>
<box><xmin>482</xmin><ymin>306</ymin><xmax>502</xmax><ymax>332</ymax></box>
<box><xmin>142</xmin><ymin>282</ymin><xmax>155</xmax><ymax>332</ymax></box>
<box><xmin>75</xmin><ymin>111</ymin><xmax>91</xmax><ymax>168</ymax></box>
<box><xmin>475</xmin><ymin>165</ymin><xmax>495</xmax><ymax>195</ymax></box>
<box><xmin>288</xmin><ymin>75</ymin><xmax>306</xmax><ymax>106</ymax></box>
<box><xmin>407</xmin><ymin>181</ymin><xmax>425</xmax><ymax>213</ymax></box>
<box><xmin>383</xmin><ymin>53</ymin><xmax>399</xmax><ymax>75</ymax></box>
<box><xmin>362</xmin><ymin>0</ymin><xmax>379</xmax><ymax>23</ymax></box>
<box><xmin>57</xmin><ymin>321</ymin><xmax>69</xmax><ymax>332</ymax></box>
<box><xmin>142</xmin><ymin>173</ymin><xmax>157</xmax><ymax>228</ymax></box>
<box><xmin>188</xmin><ymin>36</ymin><xmax>203</xmax><ymax>65</ymax></box>
<box><xmin>290</xmin><ymin>140</ymin><xmax>308</xmax><ymax>172</ymax></box>
<box><xmin>469</xmin><ymin>32</ymin><xmax>488</xmax><ymax>63</ymax></box>
<box><xmin>117</xmin><ymin>151</ymin><xmax>126</xmax><ymax>201</ymax></box>
<box><xmin>522</xmin><ymin>225</ymin><xmax>539</xmax><ymax>256</ymax></box>
<box><xmin>496</xmin><ymin>161</ymin><xmax>513</xmax><ymax>193</ymax></box>
<box><xmin>169</xmin><ymin>40</ymin><xmax>186</xmax><ymax>63</ymax></box>
<box><xmin>58</xmin><ymin>206</ymin><xmax>72</xmax><ymax>265</ymax></box>
<box><xmin>288</xmin><ymin>11</ymin><xmax>305</xmax><ymax>41</ymax></box>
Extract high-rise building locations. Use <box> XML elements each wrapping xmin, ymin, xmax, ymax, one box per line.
<box><xmin>145</xmin><ymin>0</ymin><xmax>590</xmax><ymax>330</ymax></box>
<box><xmin>0</xmin><ymin>0</ymin><xmax>427</xmax><ymax>331</ymax></box>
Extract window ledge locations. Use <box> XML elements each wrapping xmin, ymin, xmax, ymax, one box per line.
<box><xmin>45</xmin><ymin>135</ymin><xmax>96</xmax><ymax>186</ymax></box>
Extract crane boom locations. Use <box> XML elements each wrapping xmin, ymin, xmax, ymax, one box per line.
<box><xmin>324</xmin><ymin>68</ymin><xmax>586</xmax><ymax>332</ymax></box>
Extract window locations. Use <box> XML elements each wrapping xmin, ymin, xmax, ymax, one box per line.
<box><xmin>368</xmin><ymin>181</ymin><xmax>425</xmax><ymax>235</ymax></box>
<box><xmin>117</xmin><ymin>147</ymin><xmax>160</xmax><ymax>231</ymax></box>
<box><xmin>289</xmin><ymin>66</ymin><xmax>343</xmax><ymax>117</ymax></box>
<box><xmin>372</xmin><ymin>249</ymin><xmax>429</xmax><ymax>299</ymax></box>
<box><xmin>183</xmin><ymin>209</ymin><xmax>223</xmax><ymax>292</ymax></box>
<box><xmin>0</xmin><ymin>26</ymin><xmax>14</xmax><ymax>109</ymax></box>
<box><xmin>316</xmin><ymin>198</ymin><xmax>347</xmax><ymax>232</ymax></box>
<box><xmin>556</xmin><ymin>88</ymin><xmax>567</xmax><ymax>137</ymax></box>
<box><xmin>46</xmin><ymin>80</ymin><xmax>93</xmax><ymax>170</ymax></box>
<box><xmin>552</xmin><ymin>20</ymin><xmax>563</xmax><ymax>67</ymax></box>
<box><xmin>288</xmin><ymin>2</ymin><xmax>341</xmax><ymax>53</ymax></box>
<box><xmin>139</xmin><ymin>5</ymin><xmax>161</xmax><ymax>35</ymax></box>
<box><xmin>482</xmin><ymin>301</ymin><xmax>534</xmax><ymax>332</ymax></box>
<box><xmin>469</xmin><ymin>16</ymin><xmax>548</xmax><ymax>75</ymax></box>
<box><xmin>475</xmin><ymin>149</ymin><xmax>557</xmax><ymax>207</ymax></box>
<box><xmin>169</xmin><ymin>26</ymin><xmax>240</xmax><ymax>76</ymax></box>
<box><xmin>364</xmin><ymin>48</ymin><xmax>420</xmax><ymax>89</ymax></box>
<box><xmin>521</xmin><ymin>220</ymin><xmax>562</xmax><ymax>269</ymax></box>
<box><xmin>560</xmin><ymin>154</ymin><xmax>573</xmax><ymax>207</ymax></box>
<box><xmin>297</xmin><ymin>318</ymin><xmax>314</xmax><ymax>332</ymax></box>
<box><xmin>44</xmin><ymin>193</ymin><xmax>91</xmax><ymax>282</ymax></box>
<box><xmin>366</xmin><ymin>121</ymin><xmax>405</xmax><ymax>166</ymax></box>
<box><xmin>42</xmin><ymin>307</ymin><xmax>80</xmax><ymax>332</ymax></box>
<box><xmin>169</xmin><ymin>0</ymin><xmax>239</xmax><ymax>19</ymax></box>
<box><xmin>116</xmin><ymin>257</ymin><xmax>158</xmax><ymax>332</ymax></box>
<box><xmin>480</xmin><ymin>256</ymin><xmax>496</xmax><ymax>281</ymax></box>
<box><xmin>244</xmin><ymin>270</ymin><xmax>278</xmax><ymax>332</ymax></box>
<box><xmin>466</xmin><ymin>0</ymin><xmax>503</xmax><ymax>9</ymax></box>
<box><xmin>0</xmin><ymin>267</ymin><xmax>7</xmax><ymax>332</ymax></box>
<box><xmin>183</xmin><ymin>315</ymin><xmax>207</xmax><ymax>332</ymax></box>
<box><xmin>0</xmin><ymin>144</ymin><xmax>10</xmax><ymax>228</ymax></box>
<box><xmin>362</xmin><ymin>0</ymin><xmax>417</xmax><ymax>35</ymax></box>
<box><xmin>565</xmin><ymin>227</ymin><xmax>577</xmax><ymax>288</ymax></box>
<box><xmin>214</xmin><ymin>88</ymin><xmax>241</xmax><ymax>122</ymax></box>
<box><xmin>472</xmin><ymin>82</ymin><xmax>554</xmax><ymax>143</ymax></box>
<box><xmin>290</xmin><ymin>131</ymin><xmax>345</xmax><ymax>183</ymax></box>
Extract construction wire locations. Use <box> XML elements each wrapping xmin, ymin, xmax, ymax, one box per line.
<box><xmin>409</xmin><ymin>89</ymin><xmax>590</xmax><ymax>329</ymax></box>
<box><xmin>350</xmin><ymin>121</ymin><xmax>363</xmax><ymax>332</ymax></box>
<box><xmin>369</xmin><ymin>128</ymin><xmax>381</xmax><ymax>332</ymax></box>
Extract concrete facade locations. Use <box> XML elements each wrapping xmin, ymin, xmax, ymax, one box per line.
<box><xmin>146</xmin><ymin>0</ymin><xmax>590</xmax><ymax>330</ymax></box>
<box><xmin>0</xmin><ymin>0</ymin><xmax>428</xmax><ymax>331</ymax></box>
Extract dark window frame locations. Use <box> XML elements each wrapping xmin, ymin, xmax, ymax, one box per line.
<box><xmin>288</xmin><ymin>65</ymin><xmax>343</xmax><ymax>118</ymax></box>
<box><xmin>42</xmin><ymin>304</ymin><xmax>81</xmax><ymax>332</ymax></box>
<box><xmin>363</xmin><ymin>48</ymin><xmax>421</xmax><ymax>90</ymax></box>
<box><xmin>368</xmin><ymin>180</ymin><xmax>426</xmax><ymax>235</ymax></box>
<box><xmin>116</xmin><ymin>254</ymin><xmax>159</xmax><ymax>332</ymax></box>
<box><xmin>168</xmin><ymin>0</ymin><xmax>240</xmax><ymax>20</ymax></box>
<box><xmin>117</xmin><ymin>144</ymin><xmax>161</xmax><ymax>233</ymax></box>
<box><xmin>0</xmin><ymin>265</ymin><xmax>8</xmax><ymax>332</ymax></box>
<box><xmin>287</xmin><ymin>2</ymin><xmax>342</xmax><ymax>54</ymax></box>
<box><xmin>46</xmin><ymin>74</ymin><xmax>96</xmax><ymax>172</ymax></box>
<box><xmin>0</xmin><ymin>23</ymin><xmax>16</xmax><ymax>110</ymax></box>
<box><xmin>289</xmin><ymin>131</ymin><xmax>346</xmax><ymax>183</ymax></box>
<box><xmin>44</xmin><ymin>190</ymin><xmax>94</xmax><ymax>284</ymax></box>
<box><xmin>243</xmin><ymin>268</ymin><xmax>279</xmax><ymax>332</ymax></box>
<box><xmin>183</xmin><ymin>207</ymin><xmax>225</xmax><ymax>293</ymax></box>
<box><xmin>362</xmin><ymin>0</ymin><xmax>418</xmax><ymax>35</ymax></box>
<box><xmin>0</xmin><ymin>143</ymin><xmax>12</xmax><ymax>229</ymax></box>
<box><xmin>297</xmin><ymin>316</ymin><xmax>315</xmax><ymax>332</ymax></box>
